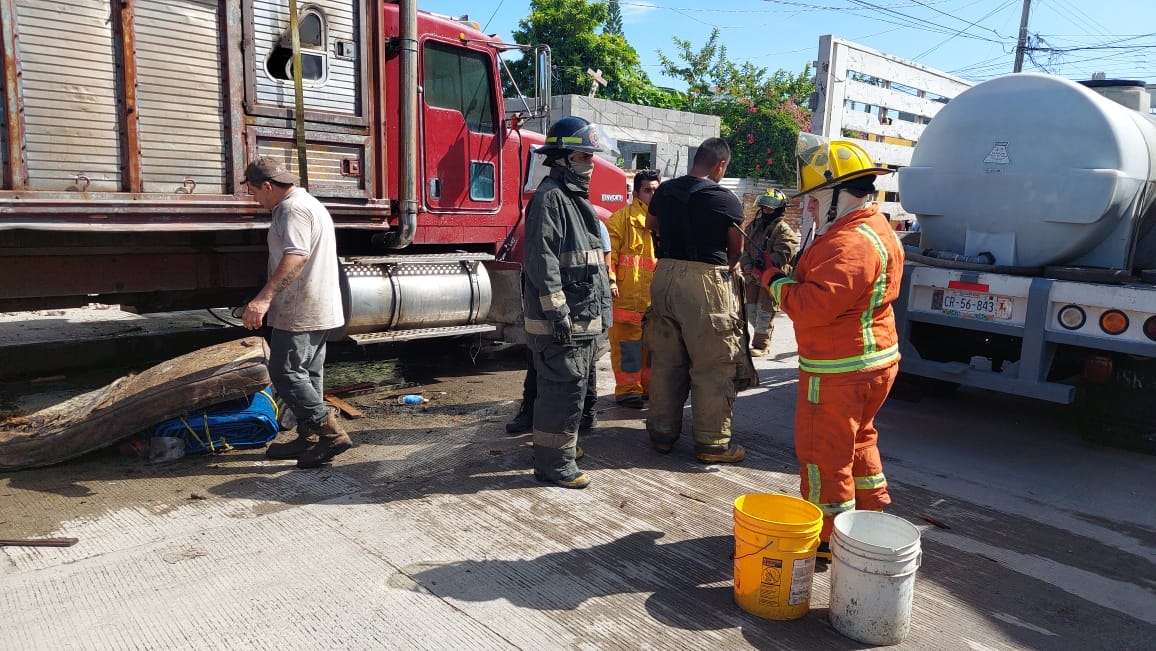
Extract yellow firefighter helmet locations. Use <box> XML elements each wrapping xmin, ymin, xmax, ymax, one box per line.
<box><xmin>796</xmin><ymin>133</ymin><xmax>893</xmax><ymax>195</ymax></box>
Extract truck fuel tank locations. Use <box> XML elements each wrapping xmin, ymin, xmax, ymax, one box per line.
<box><xmin>340</xmin><ymin>253</ymin><xmax>493</xmax><ymax>340</ymax></box>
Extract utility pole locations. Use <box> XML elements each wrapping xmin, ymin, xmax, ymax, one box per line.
<box><xmin>1013</xmin><ymin>0</ymin><xmax>1033</xmax><ymax>73</ymax></box>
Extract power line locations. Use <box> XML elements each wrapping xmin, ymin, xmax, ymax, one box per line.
<box><xmin>913</xmin><ymin>0</ymin><xmax>1018</xmax><ymax>62</ymax></box>
<box><xmin>482</xmin><ymin>0</ymin><xmax>506</xmax><ymax>33</ymax></box>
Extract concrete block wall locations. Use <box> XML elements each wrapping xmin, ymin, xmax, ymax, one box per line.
<box><xmin>504</xmin><ymin>95</ymin><xmax>720</xmax><ymax>179</ymax></box>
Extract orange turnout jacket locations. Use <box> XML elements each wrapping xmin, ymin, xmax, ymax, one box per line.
<box><xmin>768</xmin><ymin>203</ymin><xmax>904</xmax><ymax>375</ymax></box>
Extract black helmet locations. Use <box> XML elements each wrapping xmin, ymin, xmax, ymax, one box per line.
<box><xmin>540</xmin><ymin>116</ymin><xmax>607</xmax><ymax>154</ymax></box>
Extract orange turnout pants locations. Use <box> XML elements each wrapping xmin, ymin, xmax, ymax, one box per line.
<box><xmin>609</xmin><ymin>310</ymin><xmax>650</xmax><ymax>401</ymax></box>
<box><xmin>795</xmin><ymin>363</ymin><xmax>897</xmax><ymax>542</ymax></box>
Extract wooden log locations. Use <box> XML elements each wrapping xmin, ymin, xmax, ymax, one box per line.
<box><xmin>0</xmin><ymin>337</ymin><xmax>270</xmax><ymax>470</ymax></box>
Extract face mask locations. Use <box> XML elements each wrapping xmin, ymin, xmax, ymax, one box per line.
<box><xmin>809</xmin><ymin>189</ymin><xmax>838</xmax><ymax>236</ymax></box>
<box><xmin>568</xmin><ymin>157</ymin><xmax>594</xmax><ymax>179</ymax></box>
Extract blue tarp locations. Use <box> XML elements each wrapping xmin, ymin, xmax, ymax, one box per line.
<box><xmin>153</xmin><ymin>387</ymin><xmax>279</xmax><ymax>454</ymax></box>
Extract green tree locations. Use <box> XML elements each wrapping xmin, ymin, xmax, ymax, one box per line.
<box><xmin>507</xmin><ymin>0</ymin><xmax>676</xmax><ymax>107</ymax></box>
<box><xmin>658</xmin><ymin>28</ymin><xmax>814</xmax><ymax>182</ymax></box>
<box><xmin>605</xmin><ymin>0</ymin><xmax>624</xmax><ymax>36</ymax></box>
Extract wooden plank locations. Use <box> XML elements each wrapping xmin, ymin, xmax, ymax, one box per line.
<box><xmin>0</xmin><ymin>537</ymin><xmax>78</xmax><ymax>547</ymax></box>
<box><xmin>323</xmin><ymin>395</ymin><xmax>365</xmax><ymax>419</ymax></box>
<box><xmin>325</xmin><ymin>381</ymin><xmax>376</xmax><ymax>396</ymax></box>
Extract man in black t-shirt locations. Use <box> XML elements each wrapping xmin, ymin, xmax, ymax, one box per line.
<box><xmin>642</xmin><ymin>137</ymin><xmax>747</xmax><ymax>464</ymax></box>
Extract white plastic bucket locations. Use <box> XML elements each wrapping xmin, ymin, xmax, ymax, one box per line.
<box><xmin>829</xmin><ymin>511</ymin><xmax>922</xmax><ymax>645</ymax></box>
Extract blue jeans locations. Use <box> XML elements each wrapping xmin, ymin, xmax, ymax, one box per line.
<box><xmin>268</xmin><ymin>328</ymin><xmax>333</xmax><ymax>432</ymax></box>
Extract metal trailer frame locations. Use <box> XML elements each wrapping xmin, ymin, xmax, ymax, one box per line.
<box><xmin>896</xmin><ymin>263</ymin><xmax>1156</xmax><ymax>404</ymax></box>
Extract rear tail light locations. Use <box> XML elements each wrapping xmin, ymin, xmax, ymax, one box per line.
<box><xmin>1099</xmin><ymin>310</ymin><xmax>1129</xmax><ymax>335</ymax></box>
<box><xmin>1057</xmin><ymin>304</ymin><xmax>1085</xmax><ymax>330</ymax></box>
<box><xmin>1082</xmin><ymin>354</ymin><xmax>1114</xmax><ymax>384</ymax></box>
<box><xmin>1144</xmin><ymin>315</ymin><xmax>1156</xmax><ymax>342</ymax></box>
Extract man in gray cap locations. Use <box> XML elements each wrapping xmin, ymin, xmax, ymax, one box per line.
<box><xmin>241</xmin><ymin>156</ymin><xmax>350</xmax><ymax>469</ymax></box>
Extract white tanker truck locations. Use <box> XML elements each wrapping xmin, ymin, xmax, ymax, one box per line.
<box><xmin>896</xmin><ymin>73</ymin><xmax>1156</xmax><ymax>452</ymax></box>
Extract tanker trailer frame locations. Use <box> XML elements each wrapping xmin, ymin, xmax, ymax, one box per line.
<box><xmin>894</xmin><ymin>74</ymin><xmax>1156</xmax><ymax>450</ymax></box>
<box><xmin>0</xmin><ymin>0</ymin><xmax>627</xmax><ymax>346</ymax></box>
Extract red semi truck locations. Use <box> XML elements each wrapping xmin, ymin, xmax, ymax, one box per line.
<box><xmin>0</xmin><ymin>0</ymin><xmax>627</xmax><ymax>344</ymax></box>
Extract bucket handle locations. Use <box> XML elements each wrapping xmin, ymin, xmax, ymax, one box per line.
<box><xmin>734</xmin><ymin>538</ymin><xmax>810</xmax><ymax>561</ymax></box>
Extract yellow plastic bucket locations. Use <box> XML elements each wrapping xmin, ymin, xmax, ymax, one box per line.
<box><xmin>733</xmin><ymin>493</ymin><xmax>823</xmax><ymax>620</ymax></box>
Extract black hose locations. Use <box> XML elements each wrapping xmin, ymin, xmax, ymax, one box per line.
<box><xmin>904</xmin><ymin>247</ymin><xmax>1042</xmax><ymax>275</ymax></box>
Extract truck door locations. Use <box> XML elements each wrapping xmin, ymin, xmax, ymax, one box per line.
<box><xmin>420</xmin><ymin>40</ymin><xmax>502</xmax><ymax>214</ymax></box>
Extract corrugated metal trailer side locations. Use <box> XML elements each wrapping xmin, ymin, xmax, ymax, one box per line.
<box><xmin>0</xmin><ymin>0</ymin><xmax>388</xmax><ymax>311</ymax></box>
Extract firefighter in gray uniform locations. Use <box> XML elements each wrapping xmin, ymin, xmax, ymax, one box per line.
<box><xmin>523</xmin><ymin>116</ymin><xmax>614</xmax><ymax>489</ymax></box>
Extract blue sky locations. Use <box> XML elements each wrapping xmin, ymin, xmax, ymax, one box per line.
<box><xmin>421</xmin><ymin>0</ymin><xmax>1156</xmax><ymax>89</ymax></box>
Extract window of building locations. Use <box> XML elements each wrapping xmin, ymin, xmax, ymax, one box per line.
<box><xmin>423</xmin><ymin>41</ymin><xmax>496</xmax><ymax>134</ymax></box>
<box><xmin>265</xmin><ymin>7</ymin><xmax>329</xmax><ymax>85</ymax></box>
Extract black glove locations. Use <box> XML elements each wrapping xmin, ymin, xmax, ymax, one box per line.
<box><xmin>552</xmin><ymin>314</ymin><xmax>573</xmax><ymax>345</ymax></box>
<box><xmin>751</xmin><ymin>249</ymin><xmax>767</xmax><ymax>271</ymax></box>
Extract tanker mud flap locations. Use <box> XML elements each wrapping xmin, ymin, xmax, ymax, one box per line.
<box><xmin>1077</xmin><ymin>355</ymin><xmax>1156</xmax><ymax>455</ymax></box>
<box><xmin>482</xmin><ymin>260</ymin><xmax>527</xmax><ymax>346</ymax></box>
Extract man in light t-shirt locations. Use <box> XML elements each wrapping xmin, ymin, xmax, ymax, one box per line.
<box><xmin>241</xmin><ymin>156</ymin><xmax>349</xmax><ymax>469</ymax></box>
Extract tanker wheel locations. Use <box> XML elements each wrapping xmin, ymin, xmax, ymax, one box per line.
<box><xmin>1075</xmin><ymin>356</ymin><xmax>1156</xmax><ymax>455</ymax></box>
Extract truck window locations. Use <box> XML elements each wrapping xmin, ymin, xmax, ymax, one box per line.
<box><xmin>265</xmin><ymin>7</ymin><xmax>329</xmax><ymax>85</ymax></box>
<box><xmin>423</xmin><ymin>42</ymin><xmax>496</xmax><ymax>135</ymax></box>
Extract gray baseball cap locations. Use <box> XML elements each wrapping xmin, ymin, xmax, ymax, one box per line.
<box><xmin>243</xmin><ymin>156</ymin><xmax>300</xmax><ymax>185</ymax></box>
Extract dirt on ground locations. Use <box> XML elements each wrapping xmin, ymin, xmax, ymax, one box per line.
<box><xmin>0</xmin><ymin>337</ymin><xmax>532</xmax><ymax>539</ymax></box>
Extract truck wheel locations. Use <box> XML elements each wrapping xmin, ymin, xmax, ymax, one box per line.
<box><xmin>1075</xmin><ymin>357</ymin><xmax>1156</xmax><ymax>455</ymax></box>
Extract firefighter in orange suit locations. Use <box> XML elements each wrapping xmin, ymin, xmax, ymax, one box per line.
<box><xmin>606</xmin><ymin>170</ymin><xmax>661</xmax><ymax>409</ymax></box>
<box><xmin>761</xmin><ymin>134</ymin><xmax>905</xmax><ymax>555</ymax></box>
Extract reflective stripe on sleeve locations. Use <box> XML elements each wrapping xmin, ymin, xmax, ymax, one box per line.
<box><xmin>540</xmin><ymin>290</ymin><xmax>567</xmax><ymax>312</ymax></box>
<box><xmin>769</xmin><ymin>276</ymin><xmax>795</xmax><ymax>304</ymax></box>
<box><xmin>558</xmin><ymin>249</ymin><xmax>603</xmax><ymax>268</ymax></box>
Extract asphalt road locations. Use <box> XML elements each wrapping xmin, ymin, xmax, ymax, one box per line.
<box><xmin>2</xmin><ymin>313</ymin><xmax>1153</xmax><ymax>650</ymax></box>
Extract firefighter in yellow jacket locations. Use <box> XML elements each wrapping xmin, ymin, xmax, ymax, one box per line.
<box><xmin>762</xmin><ymin>134</ymin><xmax>904</xmax><ymax>555</ymax></box>
<box><xmin>606</xmin><ymin>170</ymin><xmax>661</xmax><ymax>408</ymax></box>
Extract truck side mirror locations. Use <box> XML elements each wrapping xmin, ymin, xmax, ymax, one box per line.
<box><xmin>535</xmin><ymin>46</ymin><xmax>552</xmax><ymax>115</ymax></box>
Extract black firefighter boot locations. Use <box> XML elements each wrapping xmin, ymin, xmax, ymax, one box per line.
<box><xmin>505</xmin><ymin>401</ymin><xmax>533</xmax><ymax>435</ymax></box>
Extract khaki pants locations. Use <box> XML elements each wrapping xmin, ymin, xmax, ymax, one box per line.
<box><xmin>643</xmin><ymin>259</ymin><xmax>743</xmax><ymax>452</ymax></box>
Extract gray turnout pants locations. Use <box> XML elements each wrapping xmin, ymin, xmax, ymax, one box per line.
<box><xmin>531</xmin><ymin>336</ymin><xmax>597</xmax><ymax>480</ymax></box>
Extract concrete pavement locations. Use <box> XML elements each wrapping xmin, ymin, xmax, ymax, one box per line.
<box><xmin>3</xmin><ymin>313</ymin><xmax>1154</xmax><ymax>649</ymax></box>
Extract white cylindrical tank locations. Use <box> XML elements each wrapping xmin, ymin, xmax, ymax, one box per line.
<box><xmin>899</xmin><ymin>74</ymin><xmax>1156</xmax><ymax>270</ymax></box>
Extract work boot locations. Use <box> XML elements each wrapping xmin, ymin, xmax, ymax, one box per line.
<box><xmin>297</xmin><ymin>413</ymin><xmax>353</xmax><ymax>469</ymax></box>
<box><xmin>266</xmin><ymin>416</ymin><xmax>322</xmax><ymax>460</ymax></box>
<box><xmin>265</xmin><ymin>430</ymin><xmax>318</xmax><ymax>460</ymax></box>
<box><xmin>505</xmin><ymin>402</ymin><xmax>533</xmax><ymax>435</ymax></box>
<box><xmin>814</xmin><ymin>541</ymin><xmax>832</xmax><ymax>572</ymax></box>
<box><xmin>533</xmin><ymin>470</ymin><xmax>591</xmax><ymax>489</ymax></box>
<box><xmin>749</xmin><ymin>333</ymin><xmax>771</xmax><ymax>357</ymax></box>
<box><xmin>696</xmin><ymin>443</ymin><xmax>746</xmax><ymax>464</ymax></box>
<box><xmin>617</xmin><ymin>394</ymin><xmax>646</xmax><ymax>409</ymax></box>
